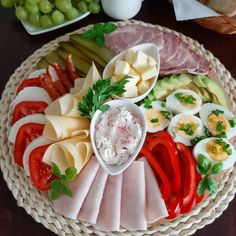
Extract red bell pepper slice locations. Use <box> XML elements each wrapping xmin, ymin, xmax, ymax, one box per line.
<box><xmin>16</xmin><ymin>77</ymin><xmax>42</xmax><ymax>94</ymax></box>
<box><xmin>176</xmin><ymin>142</ymin><xmax>196</xmax><ymax>214</ymax></box>
<box><xmin>14</xmin><ymin>123</ymin><xmax>45</xmax><ymax>166</ymax></box>
<box><xmin>147</xmin><ymin>132</ymin><xmax>181</xmax><ymax>194</ymax></box>
<box><xmin>12</xmin><ymin>101</ymin><xmax>48</xmax><ymax>125</ymax></box>
<box><xmin>166</xmin><ymin>193</ymin><xmax>179</xmax><ymax>219</ymax></box>
<box><xmin>140</xmin><ymin>146</ymin><xmax>171</xmax><ymax>200</ymax></box>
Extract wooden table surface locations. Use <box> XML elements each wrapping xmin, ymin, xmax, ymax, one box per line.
<box><xmin>0</xmin><ymin>0</ymin><xmax>236</xmax><ymax>235</ymax></box>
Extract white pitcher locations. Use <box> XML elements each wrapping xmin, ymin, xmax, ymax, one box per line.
<box><xmin>101</xmin><ymin>0</ymin><xmax>144</xmax><ymax>20</ymax></box>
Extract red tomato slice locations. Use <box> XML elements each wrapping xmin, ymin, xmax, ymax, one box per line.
<box><xmin>12</xmin><ymin>101</ymin><xmax>48</xmax><ymax>124</ymax></box>
<box><xmin>14</xmin><ymin>123</ymin><xmax>45</xmax><ymax>166</ymax></box>
<box><xmin>16</xmin><ymin>78</ymin><xmax>42</xmax><ymax>94</ymax></box>
<box><xmin>29</xmin><ymin>144</ymin><xmax>55</xmax><ymax>191</ymax></box>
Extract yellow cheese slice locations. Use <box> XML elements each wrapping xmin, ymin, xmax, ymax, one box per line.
<box><xmin>42</xmin><ymin>136</ymin><xmax>93</xmax><ymax>174</ymax></box>
<box><xmin>44</xmin><ymin>93</ymin><xmax>81</xmax><ymax>118</ymax></box>
<box><xmin>43</xmin><ymin>115</ymin><xmax>90</xmax><ymax>141</ymax></box>
<box><xmin>71</xmin><ymin>63</ymin><xmax>101</xmax><ymax>100</ymax></box>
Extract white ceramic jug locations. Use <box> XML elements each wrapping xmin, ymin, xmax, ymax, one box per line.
<box><xmin>101</xmin><ymin>0</ymin><xmax>144</xmax><ymax>20</ymax></box>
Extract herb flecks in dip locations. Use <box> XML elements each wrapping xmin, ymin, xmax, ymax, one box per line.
<box><xmin>95</xmin><ymin>106</ymin><xmax>143</xmax><ymax>165</ymax></box>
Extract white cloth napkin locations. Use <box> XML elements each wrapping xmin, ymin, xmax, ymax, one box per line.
<box><xmin>172</xmin><ymin>0</ymin><xmax>220</xmax><ymax>21</ymax></box>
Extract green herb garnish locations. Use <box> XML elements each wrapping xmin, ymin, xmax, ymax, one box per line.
<box><xmin>190</xmin><ymin>128</ymin><xmax>210</xmax><ymax>145</ymax></box>
<box><xmin>196</xmin><ymin>154</ymin><xmax>223</xmax><ymax>196</ymax></box>
<box><xmin>144</xmin><ymin>98</ymin><xmax>152</xmax><ymax>109</ymax></box>
<box><xmin>161</xmin><ymin>110</ymin><xmax>172</xmax><ymax>120</ymax></box>
<box><xmin>216</xmin><ymin>121</ymin><xmax>226</xmax><ymax>132</ymax></box>
<box><xmin>212</xmin><ymin>109</ymin><xmax>224</xmax><ymax>116</ymax></box>
<box><xmin>82</xmin><ymin>23</ymin><xmax>117</xmax><ymax>47</ymax></box>
<box><xmin>78</xmin><ymin>76</ymin><xmax>128</xmax><ymax>119</ymax></box>
<box><xmin>179</xmin><ymin>123</ymin><xmax>198</xmax><ymax>136</ymax></box>
<box><xmin>229</xmin><ymin>118</ymin><xmax>236</xmax><ymax>127</ymax></box>
<box><xmin>50</xmin><ymin>163</ymin><xmax>77</xmax><ymax>200</ymax></box>
<box><xmin>161</xmin><ymin>102</ymin><xmax>166</xmax><ymax>108</ymax></box>
<box><xmin>215</xmin><ymin>138</ymin><xmax>232</xmax><ymax>155</ymax></box>
<box><xmin>151</xmin><ymin>118</ymin><xmax>159</xmax><ymax>123</ymax></box>
<box><xmin>216</xmin><ymin>131</ymin><xmax>227</xmax><ymax>138</ymax></box>
<box><xmin>175</xmin><ymin>92</ymin><xmax>196</xmax><ymax>105</ymax></box>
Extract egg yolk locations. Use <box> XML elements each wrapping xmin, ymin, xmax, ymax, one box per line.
<box><xmin>146</xmin><ymin>109</ymin><xmax>167</xmax><ymax>128</ymax></box>
<box><xmin>207</xmin><ymin>113</ymin><xmax>230</xmax><ymax>135</ymax></box>
<box><xmin>176</xmin><ymin>116</ymin><xmax>200</xmax><ymax>138</ymax></box>
<box><xmin>206</xmin><ymin>140</ymin><xmax>228</xmax><ymax>161</ymax></box>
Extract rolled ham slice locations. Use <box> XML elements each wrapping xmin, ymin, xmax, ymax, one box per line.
<box><xmin>96</xmin><ymin>174</ymin><xmax>123</xmax><ymax>231</ymax></box>
<box><xmin>77</xmin><ymin>167</ymin><xmax>108</xmax><ymax>224</ymax></box>
<box><xmin>120</xmin><ymin>161</ymin><xmax>147</xmax><ymax>230</ymax></box>
<box><xmin>53</xmin><ymin>157</ymin><xmax>99</xmax><ymax>219</ymax></box>
<box><xmin>139</xmin><ymin>157</ymin><xmax>168</xmax><ymax>223</ymax></box>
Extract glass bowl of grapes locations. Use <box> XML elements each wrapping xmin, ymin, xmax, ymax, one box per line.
<box><xmin>1</xmin><ymin>0</ymin><xmax>101</xmax><ymax>35</ymax></box>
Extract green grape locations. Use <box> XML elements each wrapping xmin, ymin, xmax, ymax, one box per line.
<box><xmin>39</xmin><ymin>14</ymin><xmax>52</xmax><ymax>28</ymax></box>
<box><xmin>1</xmin><ymin>0</ymin><xmax>16</xmax><ymax>8</ymax></box>
<box><xmin>77</xmin><ymin>1</ymin><xmax>87</xmax><ymax>14</ymax></box>
<box><xmin>29</xmin><ymin>12</ymin><xmax>40</xmax><ymax>26</ymax></box>
<box><xmin>88</xmin><ymin>2</ymin><xmax>100</xmax><ymax>14</ymax></box>
<box><xmin>15</xmin><ymin>6</ymin><xmax>28</xmax><ymax>21</ymax></box>
<box><xmin>66</xmin><ymin>7</ymin><xmax>79</xmax><ymax>20</ymax></box>
<box><xmin>18</xmin><ymin>0</ymin><xmax>25</xmax><ymax>6</ymax></box>
<box><xmin>85</xmin><ymin>0</ymin><xmax>92</xmax><ymax>3</ymax></box>
<box><xmin>38</xmin><ymin>0</ymin><xmax>52</xmax><ymax>14</ymax></box>
<box><xmin>55</xmin><ymin>0</ymin><xmax>72</xmax><ymax>13</ymax></box>
<box><xmin>93</xmin><ymin>0</ymin><xmax>100</xmax><ymax>3</ymax></box>
<box><xmin>25</xmin><ymin>2</ymin><xmax>39</xmax><ymax>14</ymax></box>
<box><xmin>26</xmin><ymin>0</ymin><xmax>38</xmax><ymax>4</ymax></box>
<box><xmin>52</xmin><ymin>10</ymin><xmax>65</xmax><ymax>24</ymax></box>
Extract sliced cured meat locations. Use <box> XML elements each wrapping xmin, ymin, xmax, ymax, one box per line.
<box><xmin>96</xmin><ymin>174</ymin><xmax>123</xmax><ymax>231</ymax></box>
<box><xmin>160</xmin><ymin>32</ymin><xmax>180</xmax><ymax>66</ymax></box>
<box><xmin>53</xmin><ymin>157</ymin><xmax>99</xmax><ymax>219</ymax></box>
<box><xmin>139</xmin><ymin>157</ymin><xmax>168</xmax><ymax>224</ymax></box>
<box><xmin>121</xmin><ymin>161</ymin><xmax>147</xmax><ymax>230</ymax></box>
<box><xmin>77</xmin><ymin>167</ymin><xmax>108</xmax><ymax>224</ymax></box>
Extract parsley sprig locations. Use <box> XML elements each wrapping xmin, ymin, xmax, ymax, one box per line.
<box><xmin>49</xmin><ymin>163</ymin><xmax>77</xmax><ymax>200</ymax></box>
<box><xmin>82</xmin><ymin>23</ymin><xmax>117</xmax><ymax>47</ymax></box>
<box><xmin>78</xmin><ymin>76</ymin><xmax>128</xmax><ymax>119</ymax></box>
<box><xmin>197</xmin><ymin>154</ymin><xmax>223</xmax><ymax>196</ymax></box>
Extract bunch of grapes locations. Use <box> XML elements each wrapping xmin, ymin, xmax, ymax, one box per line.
<box><xmin>1</xmin><ymin>0</ymin><xmax>101</xmax><ymax>28</ymax></box>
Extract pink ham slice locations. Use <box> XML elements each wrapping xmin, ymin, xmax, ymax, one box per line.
<box><xmin>53</xmin><ymin>157</ymin><xmax>99</xmax><ymax>219</ymax></box>
<box><xmin>77</xmin><ymin>166</ymin><xmax>108</xmax><ymax>224</ymax></box>
<box><xmin>139</xmin><ymin>157</ymin><xmax>168</xmax><ymax>223</ymax></box>
<box><xmin>96</xmin><ymin>174</ymin><xmax>123</xmax><ymax>231</ymax></box>
<box><xmin>120</xmin><ymin>161</ymin><xmax>147</xmax><ymax>230</ymax></box>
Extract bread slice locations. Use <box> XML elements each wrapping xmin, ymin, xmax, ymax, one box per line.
<box><xmin>200</xmin><ymin>0</ymin><xmax>236</xmax><ymax>17</ymax></box>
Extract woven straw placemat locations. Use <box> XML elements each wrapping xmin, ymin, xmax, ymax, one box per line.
<box><xmin>0</xmin><ymin>20</ymin><xmax>236</xmax><ymax>236</ymax></box>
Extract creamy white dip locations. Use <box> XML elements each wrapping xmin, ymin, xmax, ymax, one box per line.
<box><xmin>95</xmin><ymin>106</ymin><xmax>143</xmax><ymax>165</ymax></box>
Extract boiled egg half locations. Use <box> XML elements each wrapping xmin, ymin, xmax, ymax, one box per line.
<box><xmin>193</xmin><ymin>137</ymin><xmax>236</xmax><ymax>170</ymax></box>
<box><xmin>166</xmin><ymin>89</ymin><xmax>202</xmax><ymax>115</ymax></box>
<box><xmin>139</xmin><ymin>101</ymin><xmax>172</xmax><ymax>133</ymax></box>
<box><xmin>167</xmin><ymin>113</ymin><xmax>205</xmax><ymax>146</ymax></box>
<box><xmin>200</xmin><ymin>103</ymin><xmax>236</xmax><ymax>139</ymax></box>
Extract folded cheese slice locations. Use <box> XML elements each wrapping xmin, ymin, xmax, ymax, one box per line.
<box><xmin>139</xmin><ymin>157</ymin><xmax>168</xmax><ymax>223</ymax></box>
<box><xmin>43</xmin><ymin>115</ymin><xmax>89</xmax><ymax>141</ymax></box>
<box><xmin>44</xmin><ymin>93</ymin><xmax>81</xmax><ymax>118</ymax></box>
<box><xmin>71</xmin><ymin>63</ymin><xmax>101</xmax><ymax>100</ymax></box>
<box><xmin>96</xmin><ymin>174</ymin><xmax>123</xmax><ymax>231</ymax></box>
<box><xmin>42</xmin><ymin>136</ymin><xmax>93</xmax><ymax>174</ymax></box>
<box><xmin>53</xmin><ymin>157</ymin><xmax>99</xmax><ymax>219</ymax></box>
<box><xmin>77</xmin><ymin>166</ymin><xmax>108</xmax><ymax>224</ymax></box>
<box><xmin>121</xmin><ymin>161</ymin><xmax>147</xmax><ymax>230</ymax></box>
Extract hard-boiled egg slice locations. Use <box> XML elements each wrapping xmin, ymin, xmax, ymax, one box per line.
<box><xmin>200</xmin><ymin>103</ymin><xmax>236</xmax><ymax>139</ymax></box>
<box><xmin>168</xmin><ymin>113</ymin><xmax>204</xmax><ymax>146</ymax></box>
<box><xmin>166</xmin><ymin>89</ymin><xmax>202</xmax><ymax>115</ymax></box>
<box><xmin>139</xmin><ymin>101</ymin><xmax>172</xmax><ymax>133</ymax></box>
<box><xmin>193</xmin><ymin>137</ymin><xmax>236</xmax><ymax>170</ymax></box>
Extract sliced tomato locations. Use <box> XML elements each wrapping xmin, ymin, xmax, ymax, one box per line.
<box><xmin>12</xmin><ymin>101</ymin><xmax>48</xmax><ymax>124</ymax></box>
<box><xmin>16</xmin><ymin>78</ymin><xmax>42</xmax><ymax>94</ymax></box>
<box><xmin>176</xmin><ymin>142</ymin><xmax>196</xmax><ymax>214</ymax></box>
<box><xmin>29</xmin><ymin>144</ymin><xmax>55</xmax><ymax>191</ymax></box>
<box><xmin>65</xmin><ymin>54</ymin><xmax>79</xmax><ymax>82</ymax></box>
<box><xmin>14</xmin><ymin>123</ymin><xmax>45</xmax><ymax>166</ymax></box>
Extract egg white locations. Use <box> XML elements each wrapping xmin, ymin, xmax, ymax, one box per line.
<box><xmin>193</xmin><ymin>137</ymin><xmax>236</xmax><ymax>170</ymax></box>
<box><xmin>167</xmin><ymin>113</ymin><xmax>205</xmax><ymax>146</ymax></box>
<box><xmin>199</xmin><ymin>103</ymin><xmax>236</xmax><ymax>139</ymax></box>
<box><xmin>139</xmin><ymin>101</ymin><xmax>172</xmax><ymax>133</ymax></box>
<box><xmin>166</xmin><ymin>89</ymin><xmax>202</xmax><ymax>115</ymax></box>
